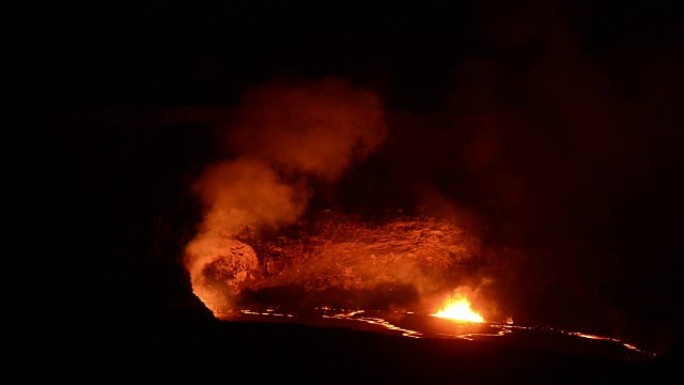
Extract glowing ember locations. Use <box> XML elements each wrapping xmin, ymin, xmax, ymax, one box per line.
<box><xmin>433</xmin><ymin>295</ymin><xmax>484</xmax><ymax>323</ymax></box>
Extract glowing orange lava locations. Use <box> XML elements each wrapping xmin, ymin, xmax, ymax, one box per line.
<box><xmin>433</xmin><ymin>295</ymin><xmax>484</xmax><ymax>323</ymax></box>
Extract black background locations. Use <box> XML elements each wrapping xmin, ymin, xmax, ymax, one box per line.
<box><xmin>15</xmin><ymin>0</ymin><xmax>683</xmax><ymax>381</ymax></box>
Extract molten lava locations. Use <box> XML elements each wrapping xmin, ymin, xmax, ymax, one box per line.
<box><xmin>433</xmin><ymin>295</ymin><xmax>484</xmax><ymax>323</ymax></box>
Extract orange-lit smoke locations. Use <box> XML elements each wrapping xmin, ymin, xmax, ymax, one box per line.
<box><xmin>231</xmin><ymin>78</ymin><xmax>387</xmax><ymax>180</ymax></box>
<box><xmin>191</xmin><ymin>158</ymin><xmax>307</xmax><ymax>237</ymax></box>
<box><xmin>184</xmin><ymin>78</ymin><xmax>387</xmax><ymax>315</ymax></box>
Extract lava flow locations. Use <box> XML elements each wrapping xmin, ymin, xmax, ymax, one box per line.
<box><xmin>433</xmin><ymin>294</ymin><xmax>485</xmax><ymax>323</ymax></box>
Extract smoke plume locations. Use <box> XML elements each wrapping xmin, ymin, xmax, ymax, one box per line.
<box><xmin>184</xmin><ymin>78</ymin><xmax>387</xmax><ymax>314</ymax></box>
<box><xmin>230</xmin><ymin>78</ymin><xmax>387</xmax><ymax>180</ymax></box>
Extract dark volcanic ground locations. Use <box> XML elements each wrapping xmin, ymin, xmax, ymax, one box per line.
<box><xmin>40</xmin><ymin>305</ymin><xmax>679</xmax><ymax>384</ymax></box>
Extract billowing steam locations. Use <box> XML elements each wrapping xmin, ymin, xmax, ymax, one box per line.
<box><xmin>230</xmin><ymin>79</ymin><xmax>387</xmax><ymax>180</ymax></box>
<box><xmin>190</xmin><ymin>158</ymin><xmax>308</xmax><ymax>237</ymax></box>
<box><xmin>184</xmin><ymin>79</ymin><xmax>387</xmax><ymax>314</ymax></box>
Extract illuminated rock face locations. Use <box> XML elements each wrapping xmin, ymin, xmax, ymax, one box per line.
<box><xmin>185</xmin><ymin>236</ymin><xmax>259</xmax><ymax>315</ymax></box>
<box><xmin>202</xmin><ymin>240</ymin><xmax>258</xmax><ymax>289</ymax></box>
<box><xmin>251</xmin><ymin>215</ymin><xmax>474</xmax><ymax>292</ymax></box>
<box><xmin>192</xmin><ymin>214</ymin><xmax>483</xmax><ymax>312</ymax></box>
<box><xmin>185</xmin><ymin>212</ymin><xmax>488</xmax><ymax>315</ymax></box>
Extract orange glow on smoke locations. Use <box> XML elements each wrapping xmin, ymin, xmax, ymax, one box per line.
<box><xmin>434</xmin><ymin>294</ymin><xmax>485</xmax><ymax>323</ymax></box>
<box><xmin>183</xmin><ymin>79</ymin><xmax>390</xmax><ymax>316</ymax></box>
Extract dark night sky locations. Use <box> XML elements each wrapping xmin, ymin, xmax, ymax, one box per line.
<box><xmin>19</xmin><ymin>0</ymin><xmax>683</xmax><ymax>364</ymax></box>
<box><xmin>24</xmin><ymin>1</ymin><xmax>680</xmax><ymax>106</ymax></box>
